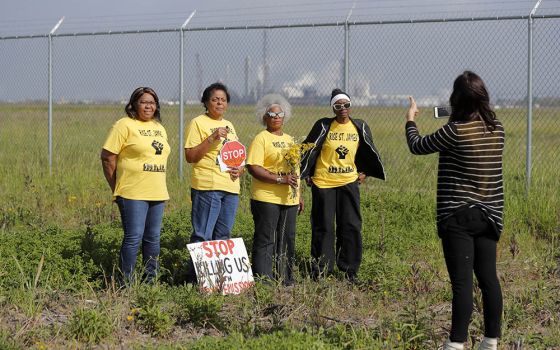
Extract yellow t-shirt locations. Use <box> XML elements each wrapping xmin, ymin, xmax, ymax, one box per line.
<box><xmin>246</xmin><ymin>130</ymin><xmax>300</xmax><ymax>206</ymax></box>
<box><xmin>184</xmin><ymin>114</ymin><xmax>240</xmax><ymax>194</ymax></box>
<box><xmin>103</xmin><ymin>117</ymin><xmax>170</xmax><ymax>200</ymax></box>
<box><xmin>312</xmin><ymin>120</ymin><xmax>359</xmax><ymax>188</ymax></box>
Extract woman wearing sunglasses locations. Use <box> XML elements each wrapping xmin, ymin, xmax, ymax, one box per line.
<box><xmin>300</xmin><ymin>88</ymin><xmax>385</xmax><ymax>282</ymax></box>
<box><xmin>246</xmin><ymin>94</ymin><xmax>303</xmax><ymax>286</ymax></box>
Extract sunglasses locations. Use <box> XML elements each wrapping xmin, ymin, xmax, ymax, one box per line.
<box><xmin>266</xmin><ymin>111</ymin><xmax>285</xmax><ymax>118</ymax></box>
<box><xmin>333</xmin><ymin>102</ymin><xmax>351</xmax><ymax>111</ymax></box>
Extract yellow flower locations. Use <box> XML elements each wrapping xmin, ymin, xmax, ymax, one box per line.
<box><xmin>127</xmin><ymin>315</ymin><xmax>134</xmax><ymax>321</ymax></box>
<box><xmin>283</xmin><ymin>142</ymin><xmax>315</xmax><ymax>171</ymax></box>
<box><xmin>282</xmin><ymin>141</ymin><xmax>315</xmax><ymax>199</ymax></box>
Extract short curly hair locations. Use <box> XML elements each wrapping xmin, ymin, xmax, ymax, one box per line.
<box><xmin>201</xmin><ymin>82</ymin><xmax>230</xmax><ymax>111</ymax></box>
<box><xmin>255</xmin><ymin>94</ymin><xmax>292</xmax><ymax>126</ymax></box>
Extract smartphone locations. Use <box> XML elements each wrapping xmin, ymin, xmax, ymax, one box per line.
<box><xmin>434</xmin><ymin>106</ymin><xmax>452</xmax><ymax>119</ymax></box>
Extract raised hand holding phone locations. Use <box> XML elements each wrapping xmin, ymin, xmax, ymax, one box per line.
<box><xmin>433</xmin><ymin>106</ymin><xmax>452</xmax><ymax>119</ymax></box>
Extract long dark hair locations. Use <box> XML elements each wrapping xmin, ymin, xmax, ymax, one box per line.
<box><xmin>449</xmin><ymin>71</ymin><xmax>497</xmax><ymax>130</ymax></box>
<box><xmin>125</xmin><ymin>87</ymin><xmax>161</xmax><ymax>121</ymax></box>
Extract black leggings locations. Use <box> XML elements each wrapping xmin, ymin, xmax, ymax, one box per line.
<box><xmin>310</xmin><ymin>181</ymin><xmax>362</xmax><ymax>278</ymax></box>
<box><xmin>250</xmin><ymin>200</ymin><xmax>297</xmax><ymax>285</ymax></box>
<box><xmin>439</xmin><ymin>207</ymin><xmax>503</xmax><ymax>342</ymax></box>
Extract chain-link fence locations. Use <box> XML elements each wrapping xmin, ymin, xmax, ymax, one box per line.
<box><xmin>1</xmin><ymin>14</ymin><xmax>559</xmax><ymax>201</ymax></box>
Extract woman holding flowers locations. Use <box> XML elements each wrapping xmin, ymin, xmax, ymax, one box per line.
<box><xmin>300</xmin><ymin>88</ymin><xmax>385</xmax><ymax>282</ymax></box>
<box><xmin>246</xmin><ymin>94</ymin><xmax>303</xmax><ymax>286</ymax></box>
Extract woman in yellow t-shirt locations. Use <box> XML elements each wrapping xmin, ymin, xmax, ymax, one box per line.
<box><xmin>247</xmin><ymin>94</ymin><xmax>303</xmax><ymax>286</ymax></box>
<box><xmin>101</xmin><ymin>87</ymin><xmax>170</xmax><ymax>283</ymax></box>
<box><xmin>300</xmin><ymin>89</ymin><xmax>386</xmax><ymax>283</ymax></box>
<box><xmin>184</xmin><ymin>83</ymin><xmax>243</xmax><ymax>245</ymax></box>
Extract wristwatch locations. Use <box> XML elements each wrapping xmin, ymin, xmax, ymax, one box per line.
<box><xmin>276</xmin><ymin>176</ymin><xmax>283</xmax><ymax>184</ymax></box>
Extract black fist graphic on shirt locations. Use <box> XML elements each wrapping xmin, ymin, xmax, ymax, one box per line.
<box><xmin>335</xmin><ymin>145</ymin><xmax>349</xmax><ymax>159</ymax></box>
<box><xmin>152</xmin><ymin>140</ymin><xmax>164</xmax><ymax>155</ymax></box>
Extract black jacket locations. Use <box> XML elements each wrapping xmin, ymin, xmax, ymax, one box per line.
<box><xmin>300</xmin><ymin>117</ymin><xmax>386</xmax><ymax>180</ymax></box>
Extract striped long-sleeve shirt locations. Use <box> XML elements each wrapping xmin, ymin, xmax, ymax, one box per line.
<box><xmin>405</xmin><ymin>120</ymin><xmax>505</xmax><ymax>235</ymax></box>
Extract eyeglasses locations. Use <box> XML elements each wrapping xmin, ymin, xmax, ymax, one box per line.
<box><xmin>266</xmin><ymin>111</ymin><xmax>285</xmax><ymax>119</ymax></box>
<box><xmin>139</xmin><ymin>100</ymin><xmax>156</xmax><ymax>106</ymax></box>
<box><xmin>333</xmin><ymin>102</ymin><xmax>351</xmax><ymax>111</ymax></box>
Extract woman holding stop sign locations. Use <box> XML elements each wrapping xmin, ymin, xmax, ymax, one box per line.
<box><xmin>247</xmin><ymin>94</ymin><xmax>303</xmax><ymax>286</ymax></box>
<box><xmin>184</xmin><ymin>82</ymin><xmax>243</xmax><ymax>247</ymax></box>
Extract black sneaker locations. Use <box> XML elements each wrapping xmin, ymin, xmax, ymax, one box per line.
<box><xmin>346</xmin><ymin>272</ymin><xmax>358</xmax><ymax>284</ymax></box>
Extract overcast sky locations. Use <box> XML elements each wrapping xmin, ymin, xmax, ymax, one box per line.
<box><xmin>1</xmin><ymin>0</ymin><xmax>554</xmax><ymax>36</ymax></box>
<box><xmin>1</xmin><ymin>0</ymin><xmax>558</xmax><ymax>103</ymax></box>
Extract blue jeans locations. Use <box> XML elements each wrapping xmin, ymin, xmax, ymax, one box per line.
<box><xmin>190</xmin><ymin>189</ymin><xmax>239</xmax><ymax>243</ymax></box>
<box><xmin>115</xmin><ymin>196</ymin><xmax>165</xmax><ymax>282</ymax></box>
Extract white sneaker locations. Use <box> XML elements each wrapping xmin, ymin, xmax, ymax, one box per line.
<box><xmin>443</xmin><ymin>338</ymin><xmax>464</xmax><ymax>350</ymax></box>
<box><xmin>477</xmin><ymin>337</ymin><xmax>498</xmax><ymax>350</ymax></box>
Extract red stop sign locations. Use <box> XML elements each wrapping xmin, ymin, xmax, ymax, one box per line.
<box><xmin>220</xmin><ymin>140</ymin><xmax>246</xmax><ymax>167</ymax></box>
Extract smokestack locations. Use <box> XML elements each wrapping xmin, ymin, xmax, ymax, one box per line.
<box><xmin>262</xmin><ymin>30</ymin><xmax>269</xmax><ymax>96</ymax></box>
<box><xmin>244</xmin><ymin>56</ymin><xmax>251</xmax><ymax>99</ymax></box>
<box><xmin>195</xmin><ymin>53</ymin><xmax>203</xmax><ymax>97</ymax></box>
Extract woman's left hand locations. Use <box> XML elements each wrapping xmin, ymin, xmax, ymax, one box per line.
<box><xmin>286</xmin><ymin>174</ymin><xmax>299</xmax><ymax>189</ymax></box>
<box><xmin>228</xmin><ymin>166</ymin><xmax>244</xmax><ymax>181</ymax></box>
<box><xmin>358</xmin><ymin>172</ymin><xmax>366</xmax><ymax>184</ymax></box>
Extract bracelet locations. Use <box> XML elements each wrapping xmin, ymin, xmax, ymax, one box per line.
<box><xmin>276</xmin><ymin>176</ymin><xmax>283</xmax><ymax>184</ymax></box>
<box><xmin>207</xmin><ymin>136</ymin><xmax>214</xmax><ymax>144</ymax></box>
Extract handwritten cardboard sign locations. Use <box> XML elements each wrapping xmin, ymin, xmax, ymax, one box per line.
<box><xmin>187</xmin><ymin>238</ymin><xmax>254</xmax><ymax>295</ymax></box>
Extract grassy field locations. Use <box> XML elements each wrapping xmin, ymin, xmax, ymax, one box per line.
<box><xmin>0</xmin><ymin>104</ymin><xmax>559</xmax><ymax>349</ymax></box>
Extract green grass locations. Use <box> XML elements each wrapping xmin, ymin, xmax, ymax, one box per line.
<box><xmin>0</xmin><ymin>103</ymin><xmax>559</xmax><ymax>348</ymax></box>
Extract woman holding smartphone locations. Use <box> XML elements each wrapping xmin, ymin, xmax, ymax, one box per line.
<box><xmin>405</xmin><ymin>71</ymin><xmax>504</xmax><ymax>350</ymax></box>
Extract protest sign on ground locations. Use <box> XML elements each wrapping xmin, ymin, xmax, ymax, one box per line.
<box><xmin>187</xmin><ymin>238</ymin><xmax>254</xmax><ymax>295</ymax></box>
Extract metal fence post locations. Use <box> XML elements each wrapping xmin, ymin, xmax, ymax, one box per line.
<box><xmin>179</xmin><ymin>11</ymin><xmax>196</xmax><ymax>180</ymax></box>
<box><xmin>48</xmin><ymin>17</ymin><xmax>64</xmax><ymax>174</ymax></box>
<box><xmin>526</xmin><ymin>0</ymin><xmax>542</xmax><ymax>193</ymax></box>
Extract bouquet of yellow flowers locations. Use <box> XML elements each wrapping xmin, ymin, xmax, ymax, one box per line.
<box><xmin>283</xmin><ymin>141</ymin><xmax>315</xmax><ymax>198</ymax></box>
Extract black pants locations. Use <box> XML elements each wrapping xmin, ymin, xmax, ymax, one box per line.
<box><xmin>310</xmin><ymin>181</ymin><xmax>362</xmax><ymax>278</ymax></box>
<box><xmin>439</xmin><ymin>207</ymin><xmax>503</xmax><ymax>342</ymax></box>
<box><xmin>250</xmin><ymin>200</ymin><xmax>297</xmax><ymax>285</ymax></box>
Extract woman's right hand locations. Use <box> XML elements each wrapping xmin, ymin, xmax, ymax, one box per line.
<box><xmin>209</xmin><ymin>127</ymin><xmax>229</xmax><ymax>143</ymax></box>
<box><xmin>187</xmin><ymin>126</ymin><xmax>230</xmax><ymax>163</ymax></box>
<box><xmin>407</xmin><ymin>96</ymin><xmax>419</xmax><ymax>122</ymax></box>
